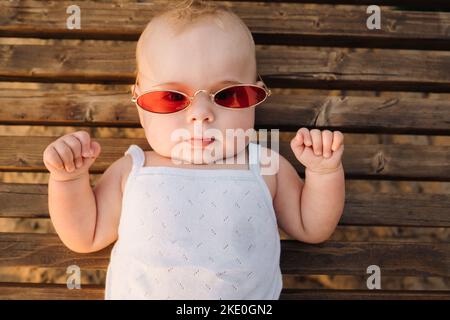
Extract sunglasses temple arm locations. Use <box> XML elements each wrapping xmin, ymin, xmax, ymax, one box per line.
<box><xmin>131</xmin><ymin>75</ymin><xmax>138</xmax><ymax>103</ymax></box>
<box><xmin>258</xmin><ymin>73</ymin><xmax>272</xmax><ymax>96</ymax></box>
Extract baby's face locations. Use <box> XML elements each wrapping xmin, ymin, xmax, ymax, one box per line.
<box><xmin>134</xmin><ymin>14</ymin><xmax>263</xmax><ymax>164</ymax></box>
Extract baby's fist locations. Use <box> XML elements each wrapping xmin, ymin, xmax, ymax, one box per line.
<box><xmin>290</xmin><ymin>128</ymin><xmax>344</xmax><ymax>174</ymax></box>
<box><xmin>43</xmin><ymin>130</ymin><xmax>101</xmax><ymax>181</ymax></box>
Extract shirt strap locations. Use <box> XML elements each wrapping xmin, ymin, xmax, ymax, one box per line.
<box><xmin>248</xmin><ymin>142</ymin><xmax>261</xmax><ymax>175</ymax></box>
<box><xmin>124</xmin><ymin>144</ymin><xmax>146</xmax><ymax>172</ymax></box>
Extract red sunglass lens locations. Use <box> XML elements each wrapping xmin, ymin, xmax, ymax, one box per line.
<box><xmin>137</xmin><ymin>91</ymin><xmax>188</xmax><ymax>113</ymax></box>
<box><xmin>214</xmin><ymin>85</ymin><xmax>267</xmax><ymax>109</ymax></box>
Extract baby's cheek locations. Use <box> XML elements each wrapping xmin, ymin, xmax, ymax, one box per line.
<box><xmin>143</xmin><ymin>121</ymin><xmax>174</xmax><ymax>155</ymax></box>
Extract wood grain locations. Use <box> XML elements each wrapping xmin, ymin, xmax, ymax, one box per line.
<box><xmin>1</xmin><ymin>136</ymin><xmax>449</xmax><ymax>180</ymax></box>
<box><xmin>0</xmin><ymin>84</ymin><xmax>449</xmax><ymax>134</ymax></box>
<box><xmin>0</xmin><ymin>282</ymin><xmax>449</xmax><ymax>300</ymax></box>
<box><xmin>1</xmin><ymin>182</ymin><xmax>449</xmax><ymax>227</ymax></box>
<box><xmin>0</xmin><ymin>233</ymin><xmax>448</xmax><ymax>277</ymax></box>
<box><xmin>2</xmin><ymin>42</ymin><xmax>450</xmax><ymax>91</ymax></box>
<box><xmin>0</xmin><ymin>0</ymin><xmax>448</xmax><ymax>299</ymax></box>
<box><xmin>1</xmin><ymin>1</ymin><xmax>449</xmax><ymax>50</ymax></box>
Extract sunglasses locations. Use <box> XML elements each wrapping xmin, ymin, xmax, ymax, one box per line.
<box><xmin>131</xmin><ymin>73</ymin><xmax>271</xmax><ymax>114</ymax></box>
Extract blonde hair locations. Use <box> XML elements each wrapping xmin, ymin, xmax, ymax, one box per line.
<box><xmin>151</xmin><ymin>0</ymin><xmax>242</xmax><ymax>34</ymax></box>
<box><xmin>136</xmin><ymin>0</ymin><xmax>255</xmax><ymax>76</ymax></box>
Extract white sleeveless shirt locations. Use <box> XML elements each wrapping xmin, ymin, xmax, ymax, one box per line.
<box><xmin>104</xmin><ymin>142</ymin><xmax>283</xmax><ymax>300</ymax></box>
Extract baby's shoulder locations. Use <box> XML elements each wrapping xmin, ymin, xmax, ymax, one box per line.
<box><xmin>119</xmin><ymin>150</ymin><xmax>160</xmax><ymax>192</ymax></box>
<box><xmin>257</xmin><ymin>145</ymin><xmax>282</xmax><ymax>200</ymax></box>
<box><xmin>118</xmin><ymin>152</ymin><xmax>135</xmax><ymax>194</ymax></box>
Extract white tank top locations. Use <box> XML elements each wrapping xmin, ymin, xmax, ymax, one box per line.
<box><xmin>104</xmin><ymin>142</ymin><xmax>283</xmax><ymax>300</ymax></box>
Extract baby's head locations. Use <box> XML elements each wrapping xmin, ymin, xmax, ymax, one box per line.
<box><xmin>132</xmin><ymin>0</ymin><xmax>267</xmax><ymax>164</ymax></box>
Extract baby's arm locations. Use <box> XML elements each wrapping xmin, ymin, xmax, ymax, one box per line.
<box><xmin>273</xmin><ymin>128</ymin><xmax>345</xmax><ymax>243</ymax></box>
<box><xmin>43</xmin><ymin>131</ymin><xmax>123</xmax><ymax>253</ymax></box>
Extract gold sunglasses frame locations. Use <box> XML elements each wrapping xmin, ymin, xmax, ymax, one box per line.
<box><xmin>131</xmin><ymin>73</ymin><xmax>272</xmax><ymax>114</ymax></box>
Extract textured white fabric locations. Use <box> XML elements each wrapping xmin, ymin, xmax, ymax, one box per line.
<box><xmin>104</xmin><ymin>142</ymin><xmax>283</xmax><ymax>300</ymax></box>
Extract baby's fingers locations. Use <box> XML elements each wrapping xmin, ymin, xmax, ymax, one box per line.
<box><xmin>332</xmin><ymin>131</ymin><xmax>344</xmax><ymax>151</ymax></box>
<box><xmin>72</xmin><ymin>130</ymin><xmax>93</xmax><ymax>157</ymax></box>
<box><xmin>62</xmin><ymin>134</ymin><xmax>83</xmax><ymax>169</ymax></box>
<box><xmin>294</xmin><ymin>130</ymin><xmax>303</xmax><ymax>145</ymax></box>
<box><xmin>322</xmin><ymin>130</ymin><xmax>334</xmax><ymax>158</ymax></box>
<box><xmin>53</xmin><ymin>140</ymin><xmax>76</xmax><ymax>172</ymax></box>
<box><xmin>43</xmin><ymin>145</ymin><xmax>65</xmax><ymax>170</ymax></box>
<box><xmin>297</xmin><ymin>128</ymin><xmax>311</xmax><ymax>146</ymax></box>
<box><xmin>310</xmin><ymin>129</ymin><xmax>322</xmax><ymax>156</ymax></box>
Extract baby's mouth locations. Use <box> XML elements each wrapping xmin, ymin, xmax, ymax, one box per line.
<box><xmin>187</xmin><ymin>137</ymin><xmax>215</xmax><ymax>148</ymax></box>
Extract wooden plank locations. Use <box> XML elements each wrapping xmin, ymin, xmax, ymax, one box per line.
<box><xmin>279</xmin><ymin>288</ymin><xmax>450</xmax><ymax>300</ymax></box>
<box><xmin>0</xmin><ymin>83</ymin><xmax>449</xmax><ymax>134</ymax></box>
<box><xmin>0</xmin><ymin>282</ymin><xmax>104</xmax><ymax>300</ymax></box>
<box><xmin>240</xmin><ymin>1</ymin><xmax>450</xmax><ymax>6</ymax></box>
<box><xmin>0</xmin><ymin>136</ymin><xmax>449</xmax><ymax>181</ymax></box>
<box><xmin>280</xmin><ymin>240</ymin><xmax>449</xmax><ymax>277</ymax></box>
<box><xmin>230</xmin><ymin>0</ymin><xmax>450</xmax><ymax>6</ymax></box>
<box><xmin>0</xmin><ymin>233</ymin><xmax>448</xmax><ymax>277</ymax></box>
<box><xmin>0</xmin><ymin>282</ymin><xmax>448</xmax><ymax>300</ymax></box>
<box><xmin>1</xmin><ymin>1</ymin><xmax>449</xmax><ymax>49</ymax></box>
<box><xmin>2</xmin><ymin>42</ymin><xmax>450</xmax><ymax>92</ymax></box>
<box><xmin>0</xmin><ymin>233</ymin><xmax>112</xmax><ymax>269</ymax></box>
<box><xmin>340</xmin><ymin>192</ymin><xmax>450</xmax><ymax>227</ymax></box>
<box><xmin>0</xmin><ymin>183</ymin><xmax>48</xmax><ymax>219</ymax></box>
<box><xmin>1</xmin><ymin>183</ymin><xmax>449</xmax><ymax>227</ymax></box>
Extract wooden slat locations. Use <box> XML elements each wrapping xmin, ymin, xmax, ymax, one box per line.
<box><xmin>0</xmin><ymin>232</ymin><xmax>112</xmax><ymax>269</ymax></box>
<box><xmin>0</xmin><ymin>136</ymin><xmax>449</xmax><ymax>181</ymax></box>
<box><xmin>0</xmin><ymin>233</ymin><xmax>448</xmax><ymax>277</ymax></box>
<box><xmin>0</xmin><ymin>282</ymin><xmax>448</xmax><ymax>300</ymax></box>
<box><xmin>0</xmin><ymin>84</ymin><xmax>449</xmax><ymax>134</ymax></box>
<box><xmin>0</xmin><ymin>183</ymin><xmax>48</xmax><ymax>219</ymax></box>
<box><xmin>280</xmin><ymin>240</ymin><xmax>449</xmax><ymax>277</ymax></box>
<box><xmin>2</xmin><ymin>43</ymin><xmax>450</xmax><ymax>92</ymax></box>
<box><xmin>260</xmin><ymin>1</ymin><xmax>450</xmax><ymax>5</ymax></box>
<box><xmin>0</xmin><ymin>282</ymin><xmax>105</xmax><ymax>300</ymax></box>
<box><xmin>279</xmin><ymin>288</ymin><xmax>450</xmax><ymax>300</ymax></box>
<box><xmin>1</xmin><ymin>1</ymin><xmax>449</xmax><ymax>49</ymax></box>
<box><xmin>1</xmin><ymin>182</ymin><xmax>449</xmax><ymax>227</ymax></box>
<box><xmin>228</xmin><ymin>0</ymin><xmax>450</xmax><ymax>6</ymax></box>
<box><xmin>339</xmin><ymin>192</ymin><xmax>450</xmax><ymax>227</ymax></box>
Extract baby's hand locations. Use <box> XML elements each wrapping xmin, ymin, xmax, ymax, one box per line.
<box><xmin>43</xmin><ymin>130</ymin><xmax>101</xmax><ymax>181</ymax></box>
<box><xmin>290</xmin><ymin>128</ymin><xmax>344</xmax><ymax>175</ymax></box>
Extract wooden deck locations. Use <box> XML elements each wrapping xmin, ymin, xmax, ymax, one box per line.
<box><xmin>0</xmin><ymin>1</ymin><xmax>449</xmax><ymax>299</ymax></box>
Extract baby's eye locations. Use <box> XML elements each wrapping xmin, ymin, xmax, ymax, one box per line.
<box><xmin>163</xmin><ymin>92</ymin><xmax>185</xmax><ymax>102</ymax></box>
<box><xmin>215</xmin><ymin>88</ymin><xmax>236</xmax><ymax>101</ymax></box>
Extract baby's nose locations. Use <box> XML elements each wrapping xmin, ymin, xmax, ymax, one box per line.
<box><xmin>193</xmin><ymin>89</ymin><xmax>209</xmax><ymax>96</ymax></box>
<box><xmin>187</xmin><ymin>93</ymin><xmax>215</xmax><ymax>122</ymax></box>
<box><xmin>188</xmin><ymin>110</ymin><xmax>213</xmax><ymax>123</ymax></box>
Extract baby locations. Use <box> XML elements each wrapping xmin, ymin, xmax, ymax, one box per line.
<box><xmin>43</xmin><ymin>0</ymin><xmax>345</xmax><ymax>300</ymax></box>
